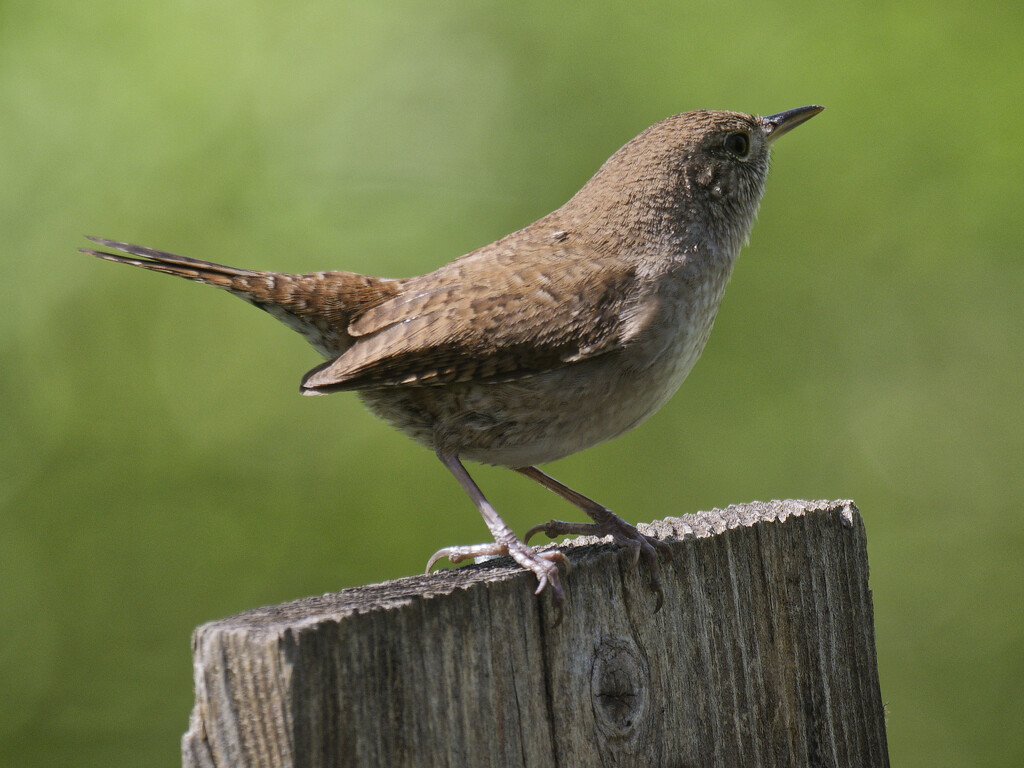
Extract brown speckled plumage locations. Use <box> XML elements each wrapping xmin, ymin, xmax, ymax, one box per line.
<box><xmin>83</xmin><ymin>106</ymin><xmax>822</xmax><ymax>608</ymax></box>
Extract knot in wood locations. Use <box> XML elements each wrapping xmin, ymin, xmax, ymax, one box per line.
<box><xmin>590</xmin><ymin>636</ymin><xmax>650</xmax><ymax>739</ymax></box>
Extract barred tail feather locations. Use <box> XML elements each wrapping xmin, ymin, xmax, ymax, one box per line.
<box><xmin>82</xmin><ymin>237</ymin><xmax>401</xmax><ymax>359</ymax></box>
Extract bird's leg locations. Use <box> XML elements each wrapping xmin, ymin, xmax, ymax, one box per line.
<box><xmin>517</xmin><ymin>466</ymin><xmax>670</xmax><ymax>610</ymax></box>
<box><xmin>427</xmin><ymin>452</ymin><xmax>569</xmax><ymax>605</ymax></box>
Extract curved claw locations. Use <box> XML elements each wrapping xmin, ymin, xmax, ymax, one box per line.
<box><xmin>523</xmin><ymin>523</ymin><xmax>544</xmax><ymax>544</ymax></box>
<box><xmin>425</xmin><ymin>542</ymin><xmax>508</xmax><ymax>573</ymax></box>
<box><xmin>535</xmin><ymin>547</ymin><xmax>572</xmax><ymax>574</ymax></box>
<box><xmin>424</xmin><ymin>548</ymin><xmax>452</xmax><ymax>573</ymax></box>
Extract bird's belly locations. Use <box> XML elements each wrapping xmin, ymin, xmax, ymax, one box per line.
<box><xmin>358</xmin><ymin>326</ymin><xmax>710</xmax><ymax>468</ymax></box>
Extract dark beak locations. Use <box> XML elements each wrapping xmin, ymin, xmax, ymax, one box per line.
<box><xmin>761</xmin><ymin>105</ymin><xmax>824</xmax><ymax>143</ymax></box>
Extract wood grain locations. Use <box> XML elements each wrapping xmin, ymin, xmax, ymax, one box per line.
<box><xmin>183</xmin><ymin>499</ymin><xmax>889</xmax><ymax>768</ymax></box>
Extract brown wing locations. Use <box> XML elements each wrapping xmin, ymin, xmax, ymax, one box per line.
<box><xmin>300</xmin><ymin>243</ymin><xmax>639</xmax><ymax>393</ymax></box>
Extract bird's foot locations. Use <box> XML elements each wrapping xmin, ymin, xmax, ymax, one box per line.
<box><xmin>426</xmin><ymin>539</ymin><xmax>570</xmax><ymax>605</ymax></box>
<box><xmin>525</xmin><ymin>513</ymin><xmax>671</xmax><ymax>610</ymax></box>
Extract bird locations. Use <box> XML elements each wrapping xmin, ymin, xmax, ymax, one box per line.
<box><xmin>82</xmin><ymin>105</ymin><xmax>822</xmax><ymax>609</ymax></box>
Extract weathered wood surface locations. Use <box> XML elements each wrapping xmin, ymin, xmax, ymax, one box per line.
<box><xmin>183</xmin><ymin>499</ymin><xmax>889</xmax><ymax>768</ymax></box>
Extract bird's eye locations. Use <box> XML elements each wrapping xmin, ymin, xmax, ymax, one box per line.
<box><xmin>724</xmin><ymin>132</ymin><xmax>750</xmax><ymax>158</ymax></box>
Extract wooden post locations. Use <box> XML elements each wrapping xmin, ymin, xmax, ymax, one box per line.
<box><xmin>182</xmin><ymin>499</ymin><xmax>889</xmax><ymax>768</ymax></box>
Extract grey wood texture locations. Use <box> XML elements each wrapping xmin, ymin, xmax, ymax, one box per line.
<box><xmin>183</xmin><ymin>499</ymin><xmax>888</xmax><ymax>768</ymax></box>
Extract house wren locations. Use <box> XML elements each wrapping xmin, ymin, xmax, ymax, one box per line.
<box><xmin>83</xmin><ymin>105</ymin><xmax>822</xmax><ymax>608</ymax></box>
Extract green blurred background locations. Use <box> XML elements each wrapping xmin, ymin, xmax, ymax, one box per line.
<box><xmin>2</xmin><ymin>0</ymin><xmax>1021</xmax><ymax>765</ymax></box>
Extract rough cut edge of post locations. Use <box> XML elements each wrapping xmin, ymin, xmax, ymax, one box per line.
<box><xmin>182</xmin><ymin>498</ymin><xmax>859</xmax><ymax>765</ymax></box>
<box><xmin>192</xmin><ymin>499</ymin><xmax>856</xmax><ymax>634</ymax></box>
